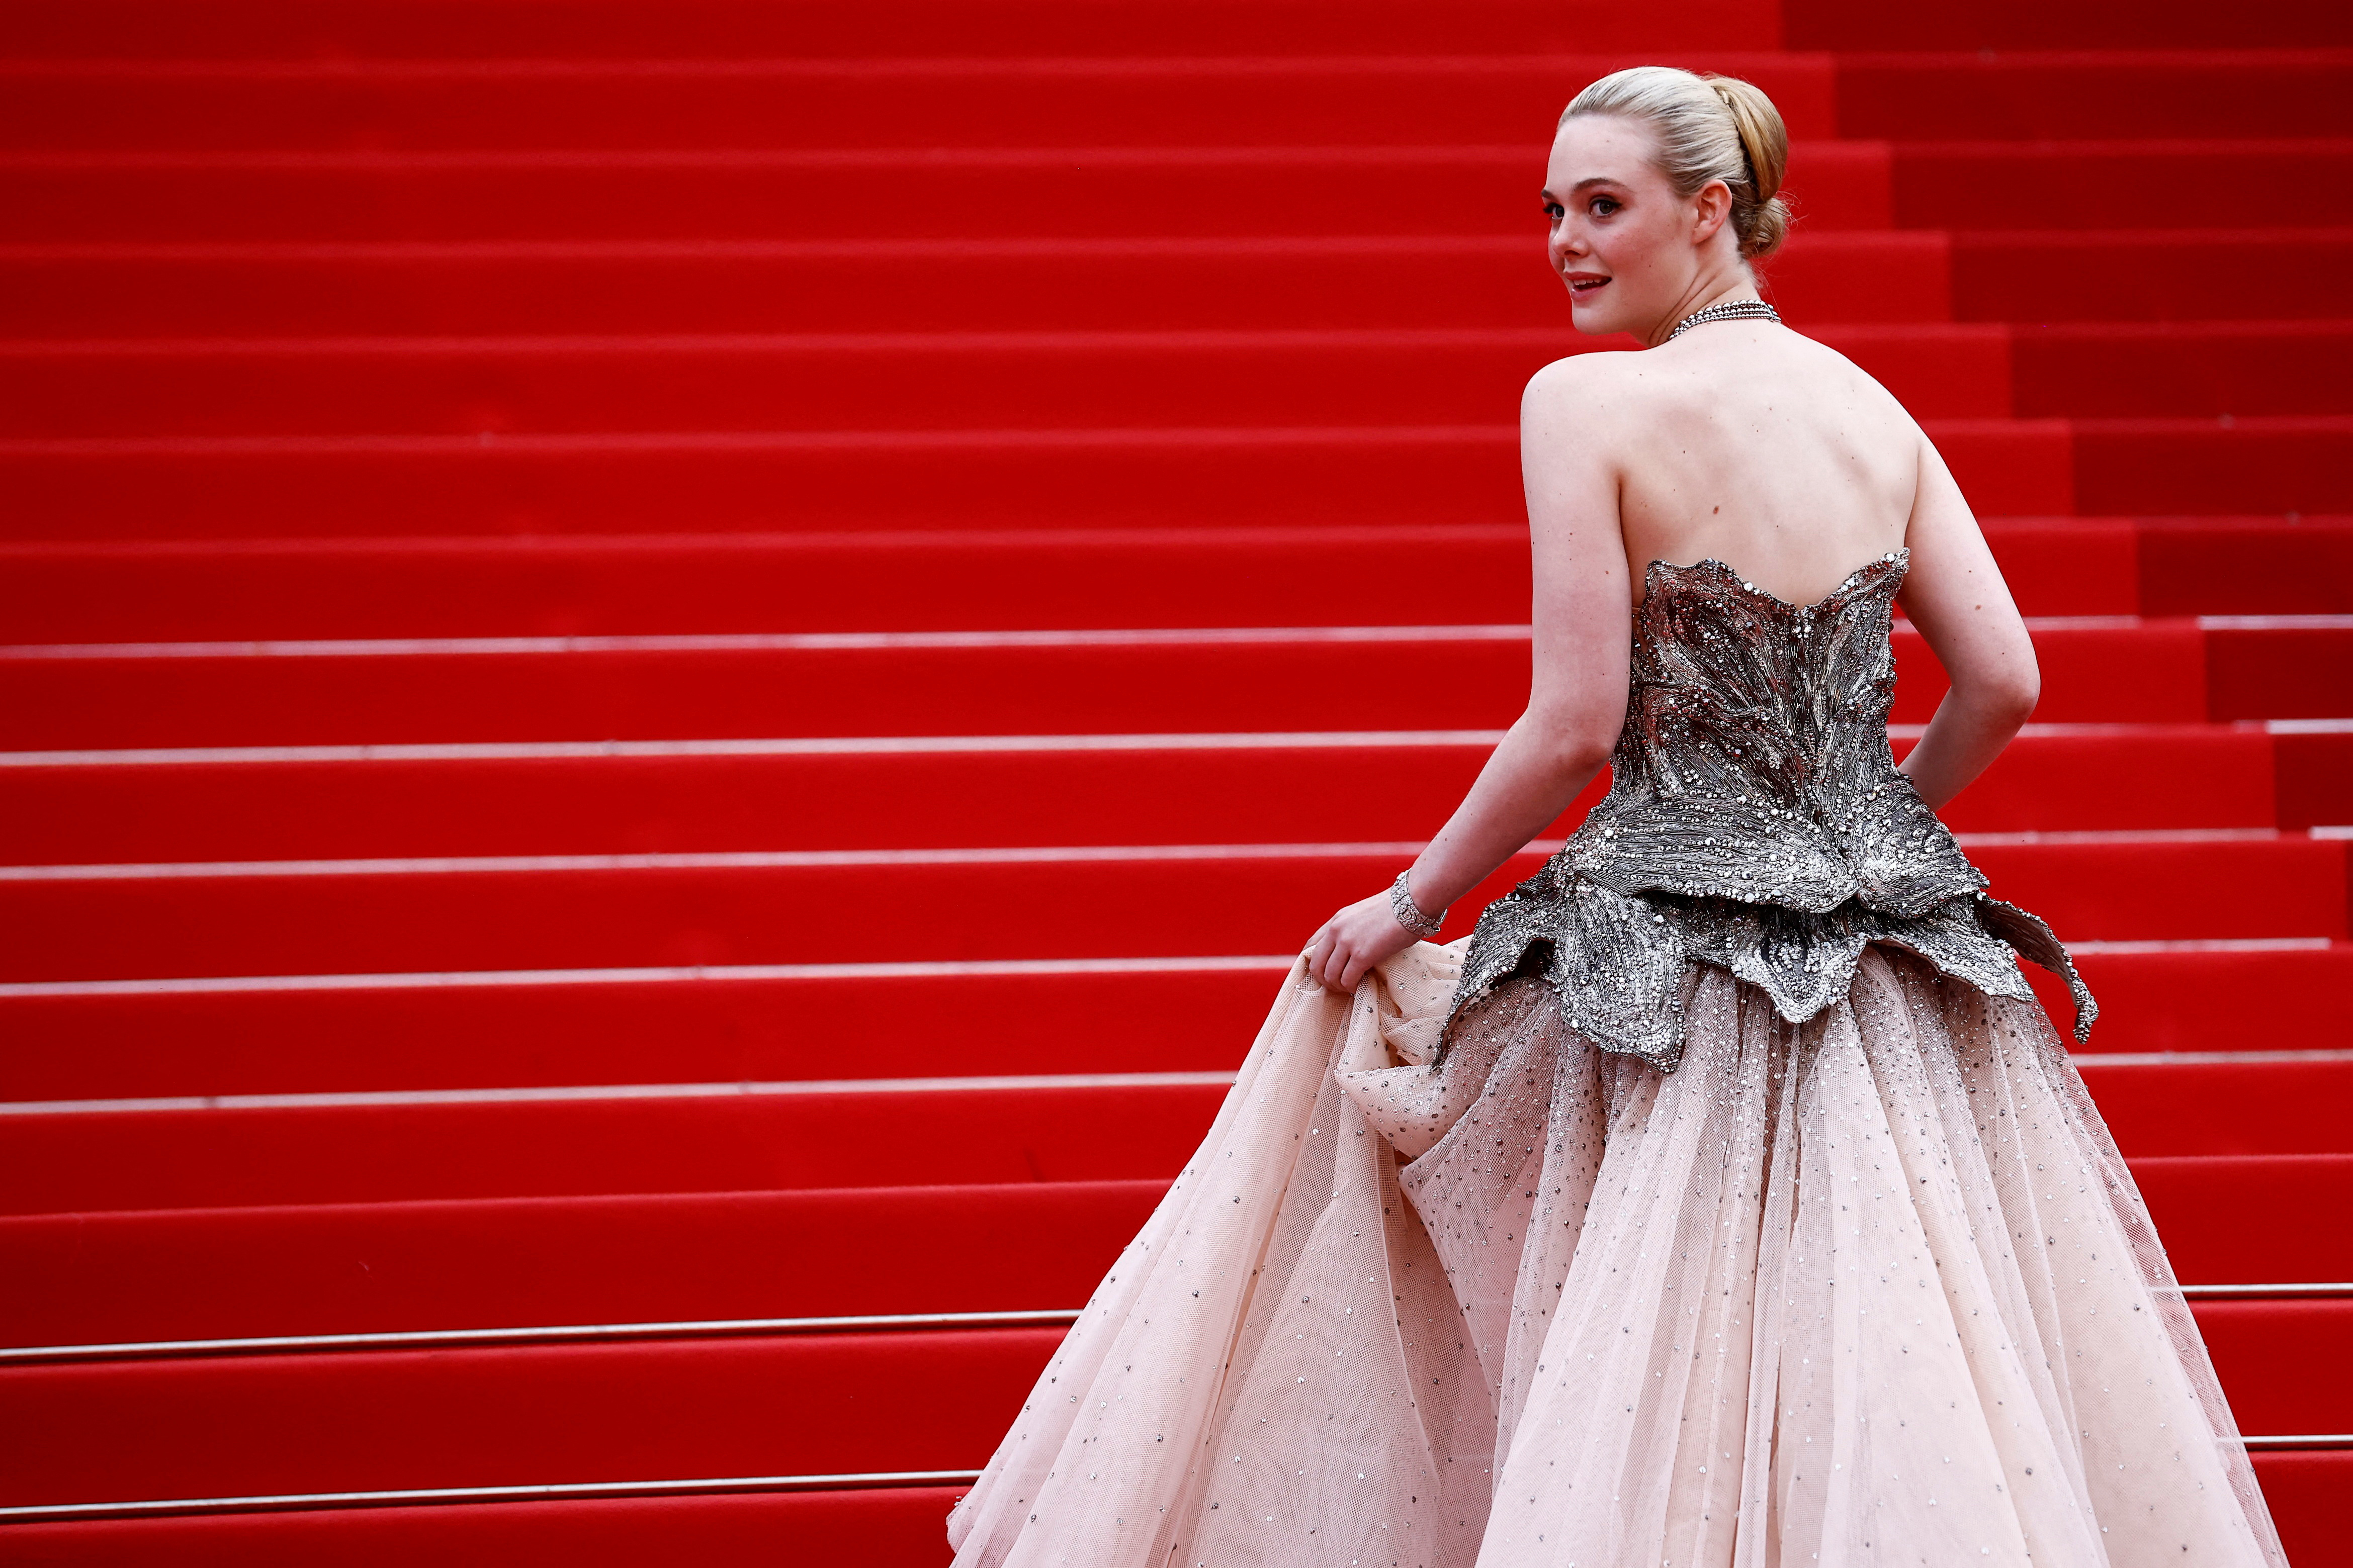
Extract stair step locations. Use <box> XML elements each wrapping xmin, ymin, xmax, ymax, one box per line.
<box><xmin>0</xmin><ymin>1180</ymin><xmax>1167</xmax><ymax>1347</ymax></box>
<box><xmin>3</xmin><ymin>232</ymin><xmax>2343</xmax><ymax>345</ymax></box>
<box><xmin>0</xmin><ymin>960</ymin><xmax>1295</xmax><ymax>1103</ymax></box>
<box><xmin>4</xmin><ymin>1056</ymin><xmax>2349</xmax><ymax>1214</ymax></box>
<box><xmin>0</xmin><ymin>1302</ymin><xmax>2340</xmax><ymax>1507</ymax></box>
<box><xmin>13</xmin><ymin>326</ymin><xmax>2353</xmax><ymax>442</ymax></box>
<box><xmin>1890</xmin><ymin>139</ymin><xmax>2353</xmax><ymax>228</ymax></box>
<box><xmin>1785</xmin><ymin>0</ymin><xmax>2353</xmax><ymax>50</ymax></box>
<box><xmin>0</xmin><ymin>1487</ymin><xmax>975</xmax><ymax>1568</ymax></box>
<box><xmin>0</xmin><ymin>142</ymin><xmax>1894</xmax><ymax>246</ymax></box>
<box><xmin>2080</xmin><ymin>1055</ymin><xmax>2353</xmax><ymax>1158</ymax></box>
<box><xmin>1</xmin><ymin>832</ymin><xmax>2345</xmax><ymax>983</ymax></box>
<box><xmin>0</xmin><ymin>524</ymin><xmax>1577</xmax><ymax>641</ymax></box>
<box><xmin>2010</xmin><ymin>321</ymin><xmax>2353</xmax><ymax>418</ymax></box>
<box><xmin>0</xmin><ymin>55</ymin><xmax>1840</xmax><ymax>152</ymax></box>
<box><xmin>1833</xmin><ymin>49</ymin><xmax>2353</xmax><ymax>141</ymax></box>
<box><xmin>0</xmin><ymin>325</ymin><xmax>2026</xmax><ymax>437</ymax></box>
<box><xmin>16</xmin><ymin>232</ymin><xmax>2339</xmax><ymax>341</ymax></box>
<box><xmin>2205</xmin><ymin>620</ymin><xmax>2353</xmax><ymax>719</ymax></box>
<box><xmin>2135</xmin><ymin>518</ymin><xmax>2353</xmax><ymax>616</ymax></box>
<box><xmin>3</xmin><ymin>943</ymin><xmax>2344</xmax><ymax>1104</ymax></box>
<box><xmin>0</xmin><ymin>0</ymin><xmax>1781</xmax><ymax>63</ymax></box>
<box><xmin>2132</xmin><ymin>1154</ymin><xmax>2353</xmax><ymax>1287</ymax></box>
<box><xmin>0</xmin><ymin>233</ymin><xmax>1957</xmax><ymax>339</ymax></box>
<box><xmin>6</xmin><ymin>1155</ymin><xmax>2342</xmax><ymax>1349</ymax></box>
<box><xmin>0</xmin><ymin>418</ymin><xmax>2084</xmax><ymax>542</ymax></box>
<box><xmin>12</xmin><ymin>620</ymin><xmax>2351</xmax><ymax>751</ymax></box>
<box><xmin>6</xmin><ymin>1468</ymin><xmax>2349</xmax><ymax>1568</ymax></box>
<box><xmin>8</xmin><ymin>733</ymin><xmax>1571</xmax><ymax>863</ymax></box>
<box><xmin>1953</xmin><ymin>227</ymin><xmax>2353</xmax><ymax>322</ymax></box>
<box><xmin>5</xmin><ymin>416</ymin><xmax>2353</xmax><ymax>540</ymax></box>
<box><xmin>29</xmin><ymin>51</ymin><xmax>2353</xmax><ymax>158</ymax></box>
<box><xmin>2048</xmin><ymin>940</ymin><xmax>2353</xmax><ymax>1055</ymax></box>
<box><xmin>12</xmin><ymin>418</ymin><xmax>2353</xmax><ymax>540</ymax></box>
<box><xmin>2074</xmin><ymin>416</ymin><xmax>2353</xmax><ymax>513</ymax></box>
<box><xmin>0</xmin><ymin>1078</ymin><xmax>1242</xmax><ymax>1213</ymax></box>
<box><xmin>10</xmin><ymin>147</ymin><xmax>2334</xmax><ymax>250</ymax></box>
<box><xmin>5</xmin><ymin>519</ymin><xmax>2347</xmax><ymax>643</ymax></box>
<box><xmin>0</xmin><ymin>724</ymin><xmax>2331</xmax><ymax>869</ymax></box>
<box><xmin>0</xmin><ymin>1328</ymin><xmax>1060</xmax><ymax>1507</ymax></box>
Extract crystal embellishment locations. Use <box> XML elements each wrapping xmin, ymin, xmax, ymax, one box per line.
<box><xmin>1436</xmin><ymin>549</ymin><xmax>2098</xmax><ymax>1072</ymax></box>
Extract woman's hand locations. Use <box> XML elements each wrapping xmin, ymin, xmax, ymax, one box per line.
<box><xmin>1303</xmin><ymin>889</ymin><xmax>1421</xmax><ymax>993</ymax></box>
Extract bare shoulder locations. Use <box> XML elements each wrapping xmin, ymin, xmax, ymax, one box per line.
<box><xmin>1521</xmin><ymin>348</ymin><xmax>1648</xmax><ymax>427</ymax></box>
<box><xmin>1517</xmin><ymin>354</ymin><xmax>1628</xmax><ymax>520</ymax></box>
<box><xmin>1775</xmin><ymin>329</ymin><xmax>1920</xmax><ymax>425</ymax></box>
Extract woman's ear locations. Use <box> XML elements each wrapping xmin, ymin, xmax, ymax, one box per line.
<box><xmin>1690</xmin><ymin>179</ymin><xmax>1732</xmax><ymax>245</ymax></box>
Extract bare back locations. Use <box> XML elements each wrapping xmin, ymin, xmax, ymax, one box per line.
<box><xmin>1515</xmin><ymin>318</ymin><xmax>2041</xmax><ymax>815</ymax></box>
<box><xmin>1588</xmin><ymin>322</ymin><xmax>1919</xmax><ymax>607</ymax></box>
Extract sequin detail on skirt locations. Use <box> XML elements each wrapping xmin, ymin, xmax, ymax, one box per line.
<box><xmin>945</xmin><ymin>944</ymin><xmax>2285</xmax><ymax>1567</ymax></box>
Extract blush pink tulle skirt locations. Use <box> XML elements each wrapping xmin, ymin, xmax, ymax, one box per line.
<box><xmin>946</xmin><ymin>942</ymin><xmax>2287</xmax><ymax>1567</ymax></box>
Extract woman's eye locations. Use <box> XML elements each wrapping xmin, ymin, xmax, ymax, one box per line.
<box><xmin>1589</xmin><ymin>197</ymin><xmax>1620</xmax><ymax>217</ymax></box>
<box><xmin>1541</xmin><ymin>201</ymin><xmax>1565</xmax><ymax>221</ymax></box>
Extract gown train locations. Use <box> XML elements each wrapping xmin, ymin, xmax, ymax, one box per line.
<box><xmin>945</xmin><ymin>942</ymin><xmax>2285</xmax><ymax>1566</ymax></box>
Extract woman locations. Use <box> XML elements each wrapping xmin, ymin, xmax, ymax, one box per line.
<box><xmin>947</xmin><ymin>67</ymin><xmax>2287</xmax><ymax>1566</ymax></box>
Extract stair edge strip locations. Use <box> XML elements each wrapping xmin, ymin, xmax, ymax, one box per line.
<box><xmin>0</xmin><ymin>1308</ymin><xmax>1085</xmax><ymax>1365</ymax></box>
<box><xmin>0</xmin><ymin>1471</ymin><xmax>985</xmax><ymax>1524</ymax></box>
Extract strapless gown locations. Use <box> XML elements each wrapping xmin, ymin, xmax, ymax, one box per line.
<box><xmin>945</xmin><ymin>551</ymin><xmax>2287</xmax><ymax>1567</ymax></box>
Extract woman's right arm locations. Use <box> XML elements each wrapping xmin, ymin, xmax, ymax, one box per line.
<box><xmin>1403</xmin><ymin>360</ymin><xmax>1635</xmax><ymax>914</ymax></box>
<box><xmin>1895</xmin><ymin>432</ymin><xmax>2041</xmax><ymax>810</ymax></box>
<box><xmin>1302</xmin><ymin>359</ymin><xmax>1632</xmax><ymax>992</ymax></box>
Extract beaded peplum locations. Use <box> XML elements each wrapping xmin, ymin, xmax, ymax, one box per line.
<box><xmin>1439</xmin><ymin>547</ymin><xmax>2098</xmax><ymax>1072</ymax></box>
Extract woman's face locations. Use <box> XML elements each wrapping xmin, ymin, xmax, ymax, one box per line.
<box><xmin>1541</xmin><ymin>114</ymin><xmax>1723</xmax><ymax>338</ymax></box>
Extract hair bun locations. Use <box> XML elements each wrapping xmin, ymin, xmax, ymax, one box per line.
<box><xmin>1704</xmin><ymin>74</ymin><xmax>1788</xmax><ymax>208</ymax></box>
<box><xmin>1561</xmin><ymin>65</ymin><xmax>1792</xmax><ymax>263</ymax></box>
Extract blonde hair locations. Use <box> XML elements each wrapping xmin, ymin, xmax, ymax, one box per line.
<box><xmin>1560</xmin><ymin>66</ymin><xmax>1790</xmax><ymax>262</ymax></box>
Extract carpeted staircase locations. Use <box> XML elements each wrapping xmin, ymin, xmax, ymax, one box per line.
<box><xmin>1</xmin><ymin>1</ymin><xmax>2347</xmax><ymax>1561</ymax></box>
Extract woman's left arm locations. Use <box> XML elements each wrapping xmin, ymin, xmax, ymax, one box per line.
<box><xmin>1304</xmin><ymin>359</ymin><xmax>1634</xmax><ymax>991</ymax></box>
<box><xmin>1893</xmin><ymin>430</ymin><xmax>2041</xmax><ymax>810</ymax></box>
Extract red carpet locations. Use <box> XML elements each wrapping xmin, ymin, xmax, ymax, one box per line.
<box><xmin>1</xmin><ymin>0</ymin><xmax>2347</xmax><ymax>1562</ymax></box>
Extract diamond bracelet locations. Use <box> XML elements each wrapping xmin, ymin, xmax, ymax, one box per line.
<box><xmin>1389</xmin><ymin>870</ymin><xmax>1446</xmax><ymax>939</ymax></box>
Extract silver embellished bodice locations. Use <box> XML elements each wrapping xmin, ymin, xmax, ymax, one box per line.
<box><xmin>1441</xmin><ymin>549</ymin><xmax>2096</xmax><ymax>1072</ymax></box>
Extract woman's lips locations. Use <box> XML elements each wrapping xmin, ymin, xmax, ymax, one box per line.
<box><xmin>1565</xmin><ymin>273</ymin><xmax>1611</xmax><ymax>298</ymax></box>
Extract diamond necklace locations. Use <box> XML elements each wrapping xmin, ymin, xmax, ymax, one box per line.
<box><xmin>1666</xmin><ymin>298</ymin><xmax>1782</xmax><ymax>341</ymax></box>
